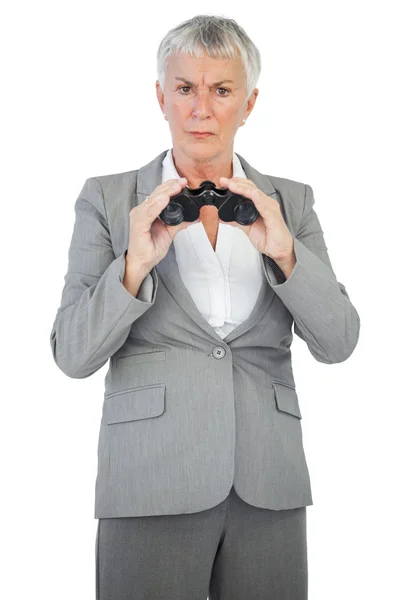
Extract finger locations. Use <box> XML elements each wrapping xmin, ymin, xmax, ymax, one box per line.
<box><xmin>220</xmin><ymin>179</ymin><xmax>257</xmax><ymax>203</ymax></box>
<box><xmin>163</xmin><ymin>177</ymin><xmax>188</xmax><ymax>192</ymax></box>
<box><xmin>152</xmin><ymin>177</ymin><xmax>187</xmax><ymax>201</ymax></box>
<box><xmin>219</xmin><ymin>177</ymin><xmax>257</xmax><ymax>194</ymax></box>
<box><xmin>151</xmin><ymin>178</ymin><xmax>187</xmax><ymax>206</ymax></box>
<box><xmin>220</xmin><ymin>176</ymin><xmax>256</xmax><ymax>188</ymax></box>
<box><xmin>138</xmin><ymin>178</ymin><xmax>187</xmax><ymax>229</ymax></box>
<box><xmin>144</xmin><ymin>178</ymin><xmax>187</xmax><ymax>205</ymax></box>
<box><xmin>157</xmin><ymin>177</ymin><xmax>187</xmax><ymax>191</ymax></box>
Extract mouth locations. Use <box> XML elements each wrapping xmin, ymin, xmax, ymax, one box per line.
<box><xmin>189</xmin><ymin>132</ymin><xmax>215</xmax><ymax>138</ymax></box>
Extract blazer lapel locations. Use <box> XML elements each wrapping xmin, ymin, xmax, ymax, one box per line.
<box><xmin>136</xmin><ymin>149</ymin><xmax>281</xmax><ymax>344</ymax></box>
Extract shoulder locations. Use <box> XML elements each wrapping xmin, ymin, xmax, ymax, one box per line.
<box><xmin>83</xmin><ymin>169</ymin><xmax>140</xmax><ymax>227</ymax></box>
<box><xmin>259</xmin><ymin>172</ymin><xmax>308</xmax><ymax>236</ymax></box>
<box><xmin>87</xmin><ymin>168</ymin><xmax>139</xmax><ymax>196</ymax></box>
<box><xmin>266</xmin><ymin>173</ymin><xmax>306</xmax><ymax>196</ymax></box>
<box><xmin>236</xmin><ymin>154</ymin><xmax>307</xmax><ymax>228</ymax></box>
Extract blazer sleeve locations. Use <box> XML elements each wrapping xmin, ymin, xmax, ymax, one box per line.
<box><xmin>49</xmin><ymin>177</ymin><xmax>158</xmax><ymax>379</ymax></box>
<box><xmin>261</xmin><ymin>183</ymin><xmax>361</xmax><ymax>364</ymax></box>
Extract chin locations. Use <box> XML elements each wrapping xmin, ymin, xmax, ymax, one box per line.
<box><xmin>188</xmin><ymin>140</ymin><xmax>219</xmax><ymax>150</ymax></box>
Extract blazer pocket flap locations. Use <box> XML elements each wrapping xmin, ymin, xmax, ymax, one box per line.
<box><xmin>103</xmin><ymin>384</ymin><xmax>166</xmax><ymax>425</ymax></box>
<box><xmin>272</xmin><ymin>381</ymin><xmax>302</xmax><ymax>419</ymax></box>
<box><xmin>116</xmin><ymin>350</ymin><xmax>166</xmax><ymax>366</ymax></box>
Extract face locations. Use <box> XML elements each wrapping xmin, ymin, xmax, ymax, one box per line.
<box><xmin>156</xmin><ymin>50</ymin><xmax>258</xmax><ymax>161</ymax></box>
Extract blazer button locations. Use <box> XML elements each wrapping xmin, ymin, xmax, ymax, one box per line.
<box><xmin>212</xmin><ymin>346</ymin><xmax>226</xmax><ymax>359</ymax></box>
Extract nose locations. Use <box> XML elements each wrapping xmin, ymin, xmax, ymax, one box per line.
<box><xmin>192</xmin><ymin>91</ymin><xmax>213</xmax><ymax>120</ymax></box>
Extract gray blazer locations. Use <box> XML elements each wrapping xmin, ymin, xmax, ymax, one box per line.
<box><xmin>50</xmin><ymin>149</ymin><xmax>360</xmax><ymax>519</ymax></box>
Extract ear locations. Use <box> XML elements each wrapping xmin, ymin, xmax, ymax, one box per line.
<box><xmin>155</xmin><ymin>80</ymin><xmax>165</xmax><ymax>114</ymax></box>
<box><xmin>244</xmin><ymin>87</ymin><xmax>259</xmax><ymax>121</ymax></box>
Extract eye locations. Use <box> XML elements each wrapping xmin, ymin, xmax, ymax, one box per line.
<box><xmin>177</xmin><ymin>86</ymin><xmax>230</xmax><ymax>96</ymax></box>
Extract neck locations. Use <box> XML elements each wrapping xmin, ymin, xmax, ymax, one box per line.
<box><xmin>171</xmin><ymin>146</ymin><xmax>234</xmax><ymax>189</ymax></box>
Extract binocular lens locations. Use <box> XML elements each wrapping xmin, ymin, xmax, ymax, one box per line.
<box><xmin>161</xmin><ymin>202</ymin><xmax>184</xmax><ymax>225</ymax></box>
<box><xmin>234</xmin><ymin>201</ymin><xmax>258</xmax><ymax>225</ymax></box>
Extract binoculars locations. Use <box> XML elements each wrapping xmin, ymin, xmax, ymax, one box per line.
<box><xmin>159</xmin><ymin>180</ymin><xmax>259</xmax><ymax>226</ymax></box>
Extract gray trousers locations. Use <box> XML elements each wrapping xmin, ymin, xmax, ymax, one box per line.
<box><xmin>95</xmin><ymin>485</ymin><xmax>308</xmax><ymax>600</ymax></box>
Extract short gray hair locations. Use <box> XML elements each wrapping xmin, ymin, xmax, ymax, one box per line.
<box><xmin>156</xmin><ymin>14</ymin><xmax>261</xmax><ymax>102</ymax></box>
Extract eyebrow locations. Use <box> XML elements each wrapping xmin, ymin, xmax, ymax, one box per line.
<box><xmin>174</xmin><ymin>77</ymin><xmax>235</xmax><ymax>87</ymax></box>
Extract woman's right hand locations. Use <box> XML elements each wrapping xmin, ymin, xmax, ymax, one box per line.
<box><xmin>126</xmin><ymin>177</ymin><xmax>200</xmax><ymax>274</ymax></box>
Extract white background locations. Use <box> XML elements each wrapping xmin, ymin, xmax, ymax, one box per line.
<box><xmin>2</xmin><ymin>1</ymin><xmax>399</xmax><ymax>598</ymax></box>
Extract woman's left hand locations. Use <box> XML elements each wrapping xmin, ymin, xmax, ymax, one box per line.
<box><xmin>219</xmin><ymin>176</ymin><xmax>294</xmax><ymax>262</ymax></box>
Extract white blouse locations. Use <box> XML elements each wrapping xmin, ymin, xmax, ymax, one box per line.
<box><xmin>158</xmin><ymin>148</ymin><xmax>264</xmax><ymax>340</ymax></box>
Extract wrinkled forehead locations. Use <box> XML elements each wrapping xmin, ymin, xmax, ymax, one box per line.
<box><xmin>165</xmin><ymin>51</ymin><xmax>245</xmax><ymax>85</ymax></box>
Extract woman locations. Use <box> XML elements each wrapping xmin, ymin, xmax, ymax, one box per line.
<box><xmin>50</xmin><ymin>14</ymin><xmax>360</xmax><ymax>600</ymax></box>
